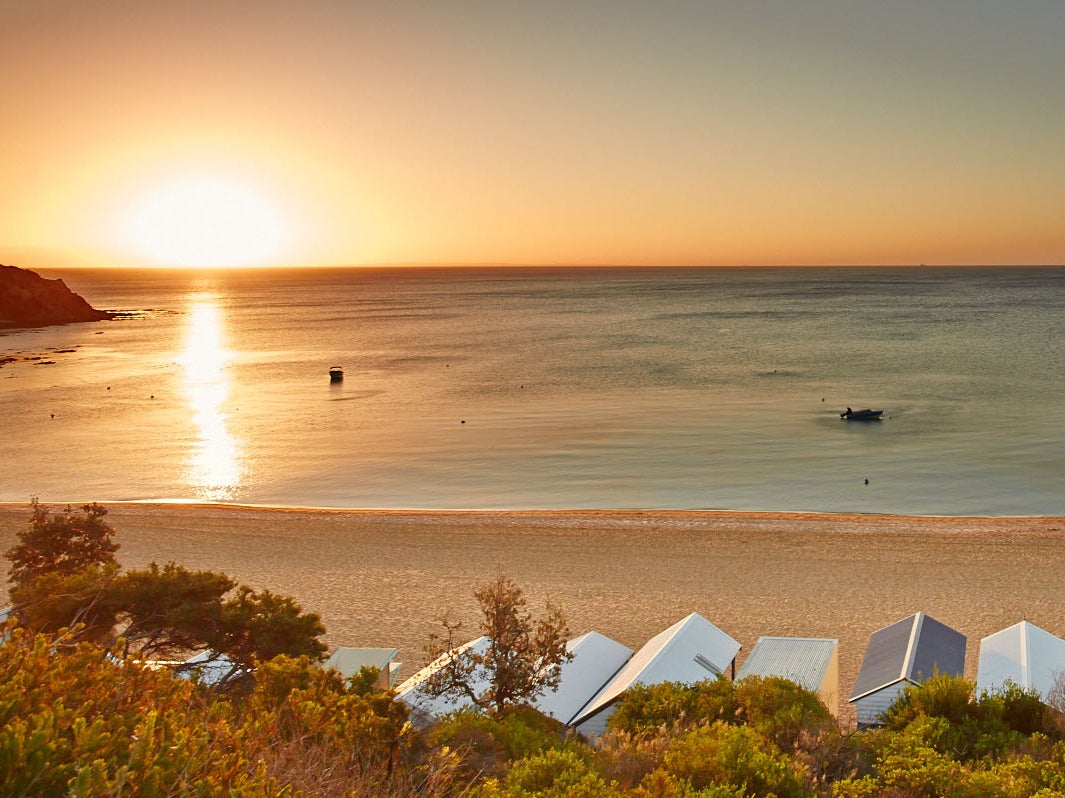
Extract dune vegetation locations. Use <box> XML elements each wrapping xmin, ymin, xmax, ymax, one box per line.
<box><xmin>6</xmin><ymin>502</ymin><xmax>1065</xmax><ymax>797</ymax></box>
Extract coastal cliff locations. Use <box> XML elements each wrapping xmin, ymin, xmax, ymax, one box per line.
<box><xmin>0</xmin><ymin>264</ymin><xmax>114</xmax><ymax>329</ymax></box>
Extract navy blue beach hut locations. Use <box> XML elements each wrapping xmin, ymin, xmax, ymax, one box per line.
<box><xmin>849</xmin><ymin>612</ymin><xmax>966</xmax><ymax>727</ymax></box>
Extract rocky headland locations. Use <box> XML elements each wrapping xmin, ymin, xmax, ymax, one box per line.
<box><xmin>0</xmin><ymin>264</ymin><xmax>114</xmax><ymax>329</ymax></box>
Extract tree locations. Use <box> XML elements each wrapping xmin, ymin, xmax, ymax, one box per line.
<box><xmin>4</xmin><ymin>502</ymin><xmax>327</xmax><ymax>688</ymax></box>
<box><xmin>6</xmin><ymin>499</ymin><xmax>118</xmax><ymax>588</ymax></box>
<box><xmin>422</xmin><ymin>573</ymin><xmax>572</xmax><ymax>714</ymax></box>
<box><xmin>7</xmin><ymin>563</ymin><xmax>120</xmax><ymax>643</ymax></box>
<box><xmin>212</xmin><ymin>585</ymin><xmax>328</xmax><ymax>666</ymax></box>
<box><xmin>108</xmin><ymin>561</ymin><xmax>235</xmax><ymax>659</ymax></box>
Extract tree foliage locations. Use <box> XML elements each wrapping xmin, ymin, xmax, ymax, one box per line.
<box><xmin>422</xmin><ymin>573</ymin><xmax>572</xmax><ymax>714</ymax></box>
<box><xmin>109</xmin><ymin>561</ymin><xmax>236</xmax><ymax>659</ymax></box>
<box><xmin>5</xmin><ymin>502</ymin><xmax>326</xmax><ymax>686</ymax></box>
<box><xmin>7</xmin><ymin>563</ymin><xmax>120</xmax><ymax>643</ymax></box>
<box><xmin>216</xmin><ymin>585</ymin><xmax>328</xmax><ymax>665</ymax></box>
<box><xmin>6</xmin><ymin>499</ymin><xmax>118</xmax><ymax>588</ymax></box>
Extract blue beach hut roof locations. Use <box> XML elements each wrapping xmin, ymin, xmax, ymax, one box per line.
<box><xmin>849</xmin><ymin>612</ymin><xmax>966</xmax><ymax>702</ymax></box>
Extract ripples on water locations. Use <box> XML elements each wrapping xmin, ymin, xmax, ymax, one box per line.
<box><xmin>2</xmin><ymin>266</ymin><xmax>1064</xmax><ymax>515</ymax></box>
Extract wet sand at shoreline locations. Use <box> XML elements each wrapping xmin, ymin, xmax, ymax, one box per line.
<box><xmin>2</xmin><ymin>503</ymin><xmax>1063</xmax><ymax>723</ymax></box>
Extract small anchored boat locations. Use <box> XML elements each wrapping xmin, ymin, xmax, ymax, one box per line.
<box><xmin>329</xmin><ymin>366</ymin><xmax>344</xmax><ymax>383</ymax></box>
<box><xmin>840</xmin><ymin>407</ymin><xmax>883</xmax><ymax>421</ymax></box>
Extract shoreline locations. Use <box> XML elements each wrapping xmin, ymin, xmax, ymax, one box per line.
<box><xmin>3</xmin><ymin>502</ymin><xmax>1063</xmax><ymax>725</ymax></box>
<box><xmin>5</xmin><ymin>499</ymin><xmax>1063</xmax><ymax>522</ymax></box>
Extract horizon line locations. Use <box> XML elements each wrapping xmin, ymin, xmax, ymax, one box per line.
<box><xmin>23</xmin><ymin>261</ymin><xmax>1065</xmax><ymax>272</ymax></box>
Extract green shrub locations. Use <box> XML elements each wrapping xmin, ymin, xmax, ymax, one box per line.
<box><xmin>997</xmin><ymin>681</ymin><xmax>1055</xmax><ymax>738</ymax></box>
<box><xmin>0</xmin><ymin>628</ymin><xmax>282</xmax><ymax>797</ymax></box>
<box><xmin>427</xmin><ymin>706</ymin><xmax>568</xmax><ymax>780</ymax></box>
<box><xmin>595</xmin><ymin>728</ymin><xmax>673</xmax><ymax>790</ymax></box>
<box><xmin>480</xmin><ymin>747</ymin><xmax>621</xmax><ymax>797</ymax></box>
<box><xmin>733</xmin><ymin>676</ymin><xmax>837</xmax><ymax>752</ymax></box>
<box><xmin>608</xmin><ymin>679</ymin><xmax>737</xmax><ymax>736</ymax></box>
<box><xmin>882</xmin><ymin>673</ymin><xmax>1059</xmax><ymax>761</ymax></box>
<box><xmin>661</xmin><ymin>722</ymin><xmax>813</xmax><ymax>797</ymax></box>
<box><xmin>631</xmin><ymin>768</ymin><xmax>744</xmax><ymax>797</ymax></box>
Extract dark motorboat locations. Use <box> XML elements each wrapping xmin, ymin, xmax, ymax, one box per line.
<box><xmin>841</xmin><ymin>407</ymin><xmax>883</xmax><ymax>421</ymax></box>
<box><xmin>329</xmin><ymin>366</ymin><xmax>344</xmax><ymax>383</ymax></box>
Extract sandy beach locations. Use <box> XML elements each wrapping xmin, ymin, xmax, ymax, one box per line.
<box><xmin>3</xmin><ymin>503</ymin><xmax>1064</xmax><ymax>723</ymax></box>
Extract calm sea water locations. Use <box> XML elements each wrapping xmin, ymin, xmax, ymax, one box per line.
<box><xmin>3</xmin><ymin>266</ymin><xmax>1064</xmax><ymax>515</ymax></box>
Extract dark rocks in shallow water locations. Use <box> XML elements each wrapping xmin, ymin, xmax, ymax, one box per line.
<box><xmin>0</xmin><ymin>263</ymin><xmax>114</xmax><ymax>329</ymax></box>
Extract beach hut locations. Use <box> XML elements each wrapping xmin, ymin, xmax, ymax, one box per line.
<box><xmin>570</xmin><ymin>612</ymin><xmax>741</xmax><ymax>739</ymax></box>
<box><xmin>977</xmin><ymin>621</ymin><xmax>1065</xmax><ymax>702</ymax></box>
<box><xmin>0</xmin><ymin>606</ymin><xmax>13</xmax><ymax>645</ymax></box>
<box><xmin>849</xmin><ymin>612</ymin><xmax>966</xmax><ymax>727</ymax></box>
<box><xmin>737</xmin><ymin>636</ymin><xmax>840</xmax><ymax>716</ymax></box>
<box><xmin>395</xmin><ymin>635</ymin><xmax>491</xmax><ymax>726</ymax></box>
<box><xmin>323</xmin><ymin>647</ymin><xmax>401</xmax><ymax>690</ymax></box>
<box><xmin>535</xmin><ymin>631</ymin><xmax>634</xmax><ymax>726</ymax></box>
<box><xmin>177</xmin><ymin>650</ymin><xmax>245</xmax><ymax>687</ymax></box>
<box><xmin>396</xmin><ymin>631</ymin><xmax>633</xmax><ymax>728</ymax></box>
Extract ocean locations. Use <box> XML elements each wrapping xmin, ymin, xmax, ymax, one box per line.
<box><xmin>3</xmin><ymin>265</ymin><xmax>1064</xmax><ymax>516</ymax></box>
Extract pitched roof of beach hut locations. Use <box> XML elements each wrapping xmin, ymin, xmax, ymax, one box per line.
<box><xmin>977</xmin><ymin>621</ymin><xmax>1065</xmax><ymax>701</ymax></box>
<box><xmin>737</xmin><ymin>636</ymin><xmax>840</xmax><ymax>716</ymax></box>
<box><xmin>323</xmin><ymin>647</ymin><xmax>401</xmax><ymax>687</ymax></box>
<box><xmin>534</xmin><ymin>631</ymin><xmax>634</xmax><ymax>726</ymax></box>
<box><xmin>849</xmin><ymin>612</ymin><xmax>966</xmax><ymax>703</ymax></box>
<box><xmin>738</xmin><ymin>637</ymin><xmax>838</xmax><ymax>691</ymax></box>
<box><xmin>395</xmin><ymin>631</ymin><xmax>634</xmax><ymax>726</ymax></box>
<box><xmin>394</xmin><ymin>635</ymin><xmax>490</xmax><ymax>722</ymax></box>
<box><xmin>178</xmin><ymin>650</ymin><xmax>244</xmax><ymax>687</ymax></box>
<box><xmin>570</xmin><ymin>612</ymin><xmax>741</xmax><ymax>729</ymax></box>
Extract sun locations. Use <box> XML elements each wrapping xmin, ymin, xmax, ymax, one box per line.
<box><xmin>124</xmin><ymin>176</ymin><xmax>291</xmax><ymax>267</ymax></box>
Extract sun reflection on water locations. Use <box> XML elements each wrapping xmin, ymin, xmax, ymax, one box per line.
<box><xmin>178</xmin><ymin>295</ymin><xmax>241</xmax><ymax>500</ymax></box>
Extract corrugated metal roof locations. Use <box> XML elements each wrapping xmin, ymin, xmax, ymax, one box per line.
<box><xmin>977</xmin><ymin>621</ymin><xmax>1065</xmax><ymax>700</ymax></box>
<box><xmin>849</xmin><ymin>612</ymin><xmax>966</xmax><ymax>702</ymax></box>
<box><xmin>323</xmin><ymin>647</ymin><xmax>398</xmax><ymax>680</ymax></box>
<box><xmin>737</xmin><ymin>637</ymin><xmax>837</xmax><ymax>691</ymax></box>
<box><xmin>571</xmin><ymin>612</ymin><xmax>740</xmax><ymax>727</ymax></box>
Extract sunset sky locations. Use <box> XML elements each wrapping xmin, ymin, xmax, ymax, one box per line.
<box><xmin>2</xmin><ymin>1</ymin><xmax>1063</xmax><ymax>269</ymax></box>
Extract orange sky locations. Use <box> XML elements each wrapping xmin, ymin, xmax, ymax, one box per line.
<box><xmin>2</xmin><ymin>1</ymin><xmax>1064</xmax><ymax>269</ymax></box>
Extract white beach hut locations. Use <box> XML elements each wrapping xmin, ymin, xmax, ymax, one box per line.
<box><xmin>535</xmin><ymin>631</ymin><xmax>633</xmax><ymax>726</ymax></box>
<box><xmin>570</xmin><ymin>612</ymin><xmax>741</xmax><ymax>739</ymax></box>
<box><xmin>323</xmin><ymin>647</ymin><xmax>402</xmax><ymax>689</ymax></box>
<box><xmin>395</xmin><ymin>635</ymin><xmax>491</xmax><ymax>726</ymax></box>
<box><xmin>396</xmin><ymin>631</ymin><xmax>633</xmax><ymax>728</ymax></box>
<box><xmin>0</xmin><ymin>606</ymin><xmax>11</xmax><ymax>645</ymax></box>
<box><xmin>977</xmin><ymin>621</ymin><xmax>1065</xmax><ymax>702</ymax></box>
<box><xmin>849</xmin><ymin>612</ymin><xmax>966</xmax><ymax>727</ymax></box>
<box><xmin>178</xmin><ymin>650</ymin><xmax>245</xmax><ymax>687</ymax></box>
<box><xmin>737</xmin><ymin>636</ymin><xmax>840</xmax><ymax>716</ymax></box>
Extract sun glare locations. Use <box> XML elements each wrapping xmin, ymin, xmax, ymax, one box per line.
<box><xmin>178</xmin><ymin>295</ymin><xmax>242</xmax><ymax>500</ymax></box>
<box><xmin>125</xmin><ymin>176</ymin><xmax>290</xmax><ymax>267</ymax></box>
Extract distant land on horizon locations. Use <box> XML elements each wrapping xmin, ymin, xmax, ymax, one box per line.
<box><xmin>0</xmin><ymin>263</ymin><xmax>114</xmax><ymax>329</ymax></box>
